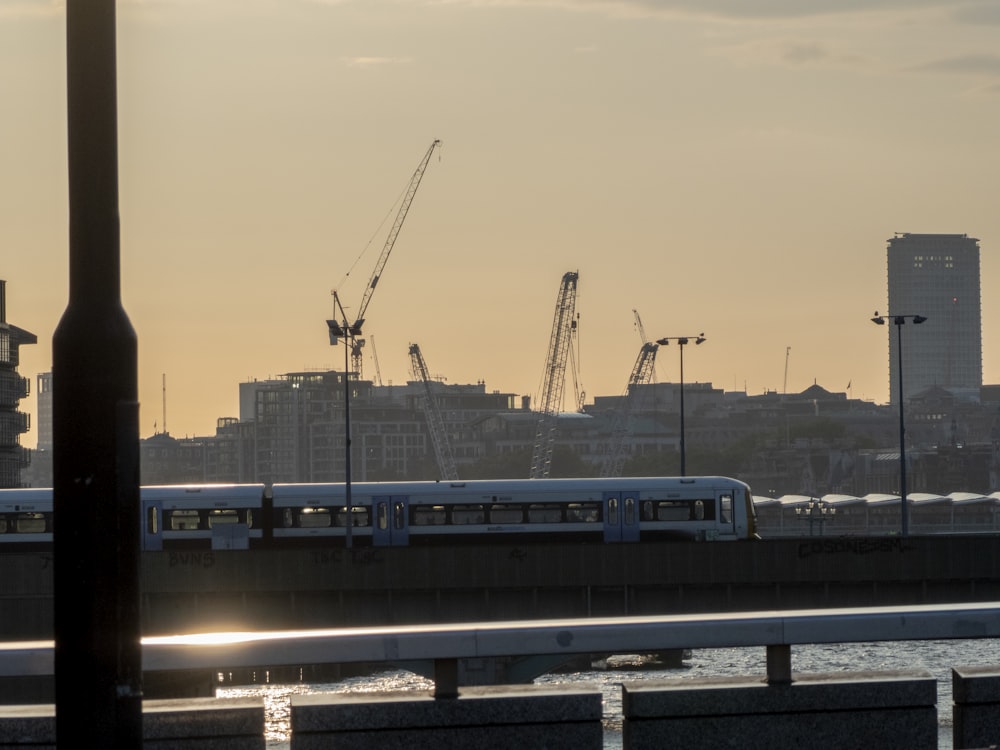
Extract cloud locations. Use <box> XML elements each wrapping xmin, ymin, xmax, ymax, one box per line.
<box><xmin>431</xmin><ymin>0</ymin><xmax>951</xmax><ymax>21</ymax></box>
<box><xmin>0</xmin><ymin>0</ymin><xmax>62</xmax><ymax>20</ymax></box>
<box><xmin>713</xmin><ymin>37</ymin><xmax>872</xmax><ymax>72</ymax></box>
<box><xmin>781</xmin><ymin>42</ymin><xmax>830</xmax><ymax>65</ymax></box>
<box><xmin>909</xmin><ymin>54</ymin><xmax>1000</xmax><ymax>77</ymax></box>
<box><xmin>342</xmin><ymin>56</ymin><xmax>412</xmax><ymax>68</ymax></box>
<box><xmin>952</xmin><ymin>2</ymin><xmax>1000</xmax><ymax>25</ymax></box>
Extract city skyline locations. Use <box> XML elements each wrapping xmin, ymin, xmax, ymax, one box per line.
<box><xmin>4</xmin><ymin>1</ymin><xmax>1000</xmax><ymax>448</ymax></box>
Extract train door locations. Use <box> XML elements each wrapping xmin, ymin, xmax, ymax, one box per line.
<box><xmin>602</xmin><ymin>491</ymin><xmax>640</xmax><ymax>543</ymax></box>
<box><xmin>142</xmin><ymin>498</ymin><xmax>163</xmax><ymax>551</ymax></box>
<box><xmin>718</xmin><ymin>492</ymin><xmax>736</xmax><ymax>538</ymax></box>
<box><xmin>372</xmin><ymin>495</ymin><xmax>409</xmax><ymax>546</ymax></box>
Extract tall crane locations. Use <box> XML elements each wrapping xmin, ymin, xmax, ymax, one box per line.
<box><xmin>529</xmin><ymin>271</ymin><xmax>579</xmax><ymax>479</ymax></box>
<box><xmin>328</xmin><ymin>139</ymin><xmax>442</xmax><ymax>377</ymax></box>
<box><xmin>600</xmin><ymin>341</ymin><xmax>659</xmax><ymax>478</ymax></box>
<box><xmin>369</xmin><ymin>335</ymin><xmax>384</xmax><ymax>387</ymax></box>
<box><xmin>633</xmin><ymin>308</ymin><xmax>648</xmax><ymax>345</ymax></box>
<box><xmin>409</xmin><ymin>343</ymin><xmax>459</xmax><ymax>481</ymax></box>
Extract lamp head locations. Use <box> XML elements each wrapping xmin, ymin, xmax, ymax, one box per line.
<box><xmin>695</xmin><ymin>334</ymin><xmax>706</xmax><ymax>345</ymax></box>
<box><xmin>913</xmin><ymin>315</ymin><xmax>927</xmax><ymax>324</ymax></box>
<box><xmin>871</xmin><ymin>312</ymin><xmax>886</xmax><ymax>325</ymax></box>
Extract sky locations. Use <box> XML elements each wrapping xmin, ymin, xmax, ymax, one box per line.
<box><xmin>3</xmin><ymin>0</ymin><xmax>1000</xmax><ymax>447</ymax></box>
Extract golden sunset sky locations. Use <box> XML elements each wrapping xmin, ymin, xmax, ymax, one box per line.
<box><xmin>3</xmin><ymin>0</ymin><xmax>1000</xmax><ymax>446</ymax></box>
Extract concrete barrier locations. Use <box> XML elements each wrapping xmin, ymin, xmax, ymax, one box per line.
<box><xmin>290</xmin><ymin>684</ymin><xmax>603</xmax><ymax>749</ymax></box>
<box><xmin>0</xmin><ymin>697</ymin><xmax>264</xmax><ymax>749</ymax></box>
<box><xmin>952</xmin><ymin>666</ymin><xmax>1000</xmax><ymax>749</ymax></box>
<box><xmin>622</xmin><ymin>670</ymin><xmax>937</xmax><ymax>750</ymax></box>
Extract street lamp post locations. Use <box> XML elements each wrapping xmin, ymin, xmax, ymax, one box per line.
<box><xmin>796</xmin><ymin>498</ymin><xmax>836</xmax><ymax>536</ymax></box>
<box><xmin>327</xmin><ymin>291</ymin><xmax>357</xmax><ymax>549</ymax></box>
<box><xmin>871</xmin><ymin>312</ymin><xmax>927</xmax><ymax>537</ymax></box>
<box><xmin>655</xmin><ymin>334</ymin><xmax>706</xmax><ymax>476</ymax></box>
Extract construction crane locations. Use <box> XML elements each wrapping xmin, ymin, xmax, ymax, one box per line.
<box><xmin>529</xmin><ymin>271</ymin><xmax>579</xmax><ymax>479</ymax></box>
<box><xmin>632</xmin><ymin>307</ymin><xmax>659</xmax><ymax>383</ymax></box>
<box><xmin>633</xmin><ymin>308</ymin><xmax>648</xmax><ymax>345</ymax></box>
<box><xmin>409</xmin><ymin>343</ymin><xmax>459</xmax><ymax>481</ymax></box>
<box><xmin>328</xmin><ymin>139</ymin><xmax>442</xmax><ymax>377</ymax></box>
<box><xmin>783</xmin><ymin>346</ymin><xmax>791</xmax><ymax>395</ymax></box>
<box><xmin>569</xmin><ymin>313</ymin><xmax>587</xmax><ymax>414</ymax></box>
<box><xmin>600</xmin><ymin>341</ymin><xmax>659</xmax><ymax>478</ymax></box>
<box><xmin>370</xmin><ymin>335</ymin><xmax>384</xmax><ymax>387</ymax></box>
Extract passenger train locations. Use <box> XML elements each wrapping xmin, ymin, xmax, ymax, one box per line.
<box><xmin>0</xmin><ymin>476</ymin><xmax>758</xmax><ymax>550</ymax></box>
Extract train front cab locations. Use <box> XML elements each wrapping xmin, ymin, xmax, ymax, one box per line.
<box><xmin>372</xmin><ymin>495</ymin><xmax>409</xmax><ymax>546</ymax></box>
<box><xmin>603</xmin><ymin>490</ymin><xmax>640</xmax><ymax>542</ymax></box>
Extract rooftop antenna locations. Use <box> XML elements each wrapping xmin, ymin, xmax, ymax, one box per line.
<box><xmin>162</xmin><ymin>373</ymin><xmax>167</xmax><ymax>435</ymax></box>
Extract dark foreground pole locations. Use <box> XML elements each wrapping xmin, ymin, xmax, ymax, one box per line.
<box><xmin>53</xmin><ymin>0</ymin><xmax>142</xmax><ymax>746</ymax></box>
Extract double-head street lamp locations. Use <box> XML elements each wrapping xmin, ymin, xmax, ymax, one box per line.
<box><xmin>655</xmin><ymin>334</ymin><xmax>706</xmax><ymax>476</ymax></box>
<box><xmin>871</xmin><ymin>312</ymin><xmax>927</xmax><ymax>537</ymax></box>
<box><xmin>796</xmin><ymin>498</ymin><xmax>836</xmax><ymax>536</ymax></box>
<box><xmin>327</xmin><ymin>291</ymin><xmax>360</xmax><ymax>548</ymax></box>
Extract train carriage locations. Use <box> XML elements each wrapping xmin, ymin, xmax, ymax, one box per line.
<box><xmin>141</xmin><ymin>484</ymin><xmax>266</xmax><ymax>550</ymax></box>
<box><xmin>270</xmin><ymin>476</ymin><xmax>757</xmax><ymax>546</ymax></box>
<box><xmin>0</xmin><ymin>488</ymin><xmax>54</xmax><ymax>547</ymax></box>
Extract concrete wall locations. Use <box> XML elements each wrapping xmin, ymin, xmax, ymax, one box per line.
<box><xmin>0</xmin><ymin>697</ymin><xmax>264</xmax><ymax>749</ymax></box>
<box><xmin>952</xmin><ymin>666</ymin><xmax>1000</xmax><ymax>749</ymax></box>
<box><xmin>290</xmin><ymin>685</ymin><xmax>603</xmax><ymax>750</ymax></box>
<box><xmin>6</xmin><ymin>536</ymin><xmax>1000</xmax><ymax>639</ymax></box>
<box><xmin>622</xmin><ymin>671</ymin><xmax>937</xmax><ymax>750</ymax></box>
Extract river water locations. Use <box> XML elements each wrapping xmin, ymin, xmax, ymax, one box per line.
<box><xmin>218</xmin><ymin>638</ymin><xmax>1000</xmax><ymax>748</ymax></box>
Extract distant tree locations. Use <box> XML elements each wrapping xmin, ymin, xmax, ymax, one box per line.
<box><xmin>786</xmin><ymin>417</ymin><xmax>847</xmax><ymax>442</ymax></box>
<box><xmin>460</xmin><ymin>448</ymin><xmax>535</xmax><ymax>479</ymax></box>
<box><xmin>547</xmin><ymin>446</ymin><xmax>598</xmax><ymax>478</ymax></box>
<box><xmin>621</xmin><ymin>450</ymin><xmax>677</xmax><ymax>477</ymax></box>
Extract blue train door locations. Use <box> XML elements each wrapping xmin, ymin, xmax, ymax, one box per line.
<box><xmin>603</xmin><ymin>491</ymin><xmax>640</xmax><ymax>543</ymax></box>
<box><xmin>372</xmin><ymin>495</ymin><xmax>409</xmax><ymax>546</ymax></box>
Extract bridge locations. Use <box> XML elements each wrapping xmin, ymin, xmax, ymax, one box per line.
<box><xmin>3</xmin><ymin>603</ymin><xmax>1000</xmax><ymax>748</ymax></box>
<box><xmin>4</xmin><ymin>536</ymin><xmax>1000</xmax><ymax>641</ymax></box>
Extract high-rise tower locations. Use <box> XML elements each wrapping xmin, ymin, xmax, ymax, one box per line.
<box><xmin>0</xmin><ymin>280</ymin><xmax>37</xmax><ymax>487</ymax></box>
<box><xmin>885</xmin><ymin>233</ymin><xmax>982</xmax><ymax>403</ymax></box>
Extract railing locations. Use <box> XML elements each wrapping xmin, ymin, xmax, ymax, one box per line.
<box><xmin>3</xmin><ymin>602</ymin><xmax>1000</xmax><ymax>697</ymax></box>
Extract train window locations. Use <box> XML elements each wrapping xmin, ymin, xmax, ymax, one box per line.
<box><xmin>488</xmin><ymin>504</ymin><xmax>523</xmax><ymax>524</ymax></box>
<box><xmin>411</xmin><ymin>505</ymin><xmax>446</xmax><ymax>525</ymax></box>
<box><xmin>334</xmin><ymin>506</ymin><xmax>371</xmax><ymax>528</ymax></box>
<box><xmin>527</xmin><ymin>504</ymin><xmax>562</xmax><ymax>523</ymax></box>
<box><xmin>607</xmin><ymin>498</ymin><xmax>618</xmax><ymax>526</ymax></box>
<box><xmin>15</xmin><ymin>513</ymin><xmax>46</xmax><ymax>533</ymax></box>
<box><xmin>566</xmin><ymin>503</ymin><xmax>600</xmax><ymax>523</ymax></box>
<box><xmin>168</xmin><ymin>509</ymin><xmax>201</xmax><ymax>531</ymax></box>
<box><xmin>624</xmin><ymin>496</ymin><xmax>635</xmax><ymax>525</ymax></box>
<box><xmin>377</xmin><ymin>502</ymin><xmax>388</xmax><ymax>530</ymax></box>
<box><xmin>299</xmin><ymin>508</ymin><xmax>331</xmax><ymax>528</ymax></box>
<box><xmin>695</xmin><ymin>500</ymin><xmax>705</xmax><ymax>521</ymax></box>
<box><xmin>0</xmin><ymin>516</ymin><xmax>8</xmax><ymax>534</ymax></box>
<box><xmin>393</xmin><ymin>502</ymin><xmax>406</xmax><ymax>530</ymax></box>
<box><xmin>282</xmin><ymin>508</ymin><xmax>294</xmax><ymax>528</ymax></box>
<box><xmin>208</xmin><ymin>509</ymin><xmax>239</xmax><ymax>527</ymax></box>
<box><xmin>649</xmin><ymin>501</ymin><xmax>693</xmax><ymax>522</ymax></box>
<box><xmin>452</xmin><ymin>505</ymin><xmax>485</xmax><ymax>525</ymax></box>
<box><xmin>146</xmin><ymin>506</ymin><xmax>158</xmax><ymax>535</ymax></box>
